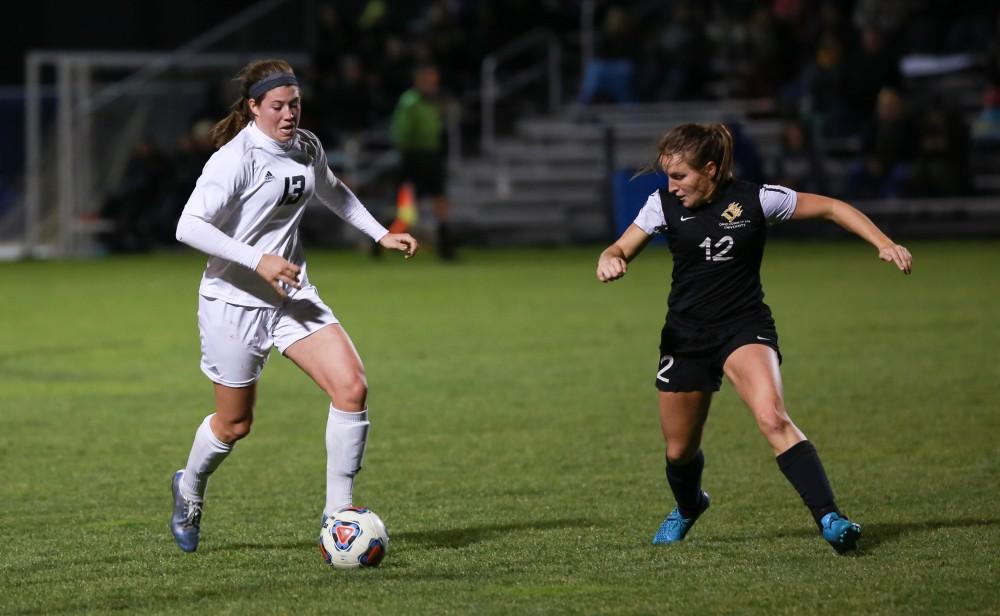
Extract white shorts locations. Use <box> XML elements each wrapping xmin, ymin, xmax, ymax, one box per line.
<box><xmin>197</xmin><ymin>285</ymin><xmax>339</xmax><ymax>387</ymax></box>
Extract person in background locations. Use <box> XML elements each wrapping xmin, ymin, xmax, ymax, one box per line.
<box><xmin>972</xmin><ymin>84</ymin><xmax>1000</xmax><ymax>145</ymax></box>
<box><xmin>845</xmin><ymin>87</ymin><xmax>917</xmax><ymax>200</ymax></box>
<box><xmin>909</xmin><ymin>97</ymin><xmax>972</xmax><ymax>197</ymax></box>
<box><xmin>390</xmin><ymin>63</ymin><xmax>456</xmax><ymax>260</ymax></box>
<box><xmin>577</xmin><ymin>4</ymin><xmax>636</xmax><ymax>105</ymax></box>
<box><xmin>98</xmin><ymin>139</ymin><xmax>169</xmax><ymax>253</ymax></box>
<box><xmin>772</xmin><ymin>117</ymin><xmax>829</xmax><ymax>194</ymax></box>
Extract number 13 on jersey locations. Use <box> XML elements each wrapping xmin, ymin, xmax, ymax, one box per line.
<box><xmin>279</xmin><ymin>175</ymin><xmax>305</xmax><ymax>206</ymax></box>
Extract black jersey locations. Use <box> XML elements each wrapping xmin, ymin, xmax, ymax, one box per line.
<box><xmin>633</xmin><ymin>180</ymin><xmax>798</xmax><ymax>325</ymax></box>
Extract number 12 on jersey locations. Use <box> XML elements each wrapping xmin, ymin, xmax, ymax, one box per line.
<box><xmin>699</xmin><ymin>235</ymin><xmax>734</xmax><ymax>261</ymax></box>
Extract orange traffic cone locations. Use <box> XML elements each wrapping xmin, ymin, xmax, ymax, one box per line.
<box><xmin>389</xmin><ymin>182</ymin><xmax>418</xmax><ymax>233</ymax></box>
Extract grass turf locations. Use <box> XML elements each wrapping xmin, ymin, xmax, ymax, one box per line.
<box><xmin>1</xmin><ymin>241</ymin><xmax>998</xmax><ymax>615</ymax></box>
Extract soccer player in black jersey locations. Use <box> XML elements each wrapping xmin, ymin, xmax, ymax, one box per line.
<box><xmin>596</xmin><ymin>123</ymin><xmax>911</xmax><ymax>553</ymax></box>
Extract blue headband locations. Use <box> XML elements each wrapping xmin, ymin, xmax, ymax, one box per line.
<box><xmin>248</xmin><ymin>73</ymin><xmax>299</xmax><ymax>99</ymax></box>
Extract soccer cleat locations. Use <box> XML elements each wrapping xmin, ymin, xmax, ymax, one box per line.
<box><xmin>652</xmin><ymin>491</ymin><xmax>710</xmax><ymax>545</ymax></box>
<box><xmin>318</xmin><ymin>511</ymin><xmax>344</xmax><ymax>565</ymax></box>
<box><xmin>319</xmin><ymin>512</ymin><xmax>330</xmax><ymax>542</ymax></box>
<box><xmin>170</xmin><ymin>469</ymin><xmax>203</xmax><ymax>553</ymax></box>
<box><xmin>820</xmin><ymin>512</ymin><xmax>862</xmax><ymax>554</ymax></box>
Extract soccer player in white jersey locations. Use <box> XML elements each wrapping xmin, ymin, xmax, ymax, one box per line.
<box><xmin>170</xmin><ymin>59</ymin><xmax>418</xmax><ymax>554</ymax></box>
<box><xmin>596</xmin><ymin>123</ymin><xmax>912</xmax><ymax>553</ymax></box>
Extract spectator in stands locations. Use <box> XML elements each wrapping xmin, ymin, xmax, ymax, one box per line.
<box><xmin>845</xmin><ymin>87</ymin><xmax>917</xmax><ymax>200</ymax></box>
<box><xmin>309</xmin><ymin>2</ymin><xmax>357</xmax><ymax>146</ymax></box>
<box><xmin>739</xmin><ymin>4</ymin><xmax>798</xmax><ymax>99</ymax></box>
<box><xmin>975</xmin><ymin>12</ymin><xmax>1000</xmax><ymax>149</ymax></box>
<box><xmin>727</xmin><ymin>119</ymin><xmax>765</xmax><ymax>185</ymax></box>
<box><xmin>355</xmin><ymin>0</ymin><xmax>393</xmax><ymax>63</ymax></box>
<box><xmin>577</xmin><ymin>5</ymin><xmax>636</xmax><ymax>105</ymax></box>
<box><xmin>772</xmin><ymin>117</ymin><xmax>829</xmax><ymax>194</ymax></box>
<box><xmin>391</xmin><ymin>64</ymin><xmax>456</xmax><ymax>260</ymax></box>
<box><xmin>312</xmin><ymin>2</ymin><xmax>354</xmax><ymax>77</ymax></box>
<box><xmin>639</xmin><ymin>1</ymin><xmax>710</xmax><ymax>101</ymax></box>
<box><xmin>852</xmin><ymin>0</ymin><xmax>909</xmax><ymax>38</ymax></box>
<box><xmin>843</xmin><ymin>26</ymin><xmax>902</xmax><ymax>133</ymax></box>
<box><xmin>330</xmin><ymin>55</ymin><xmax>377</xmax><ymax>137</ymax></box>
<box><xmin>909</xmin><ymin>97</ymin><xmax>972</xmax><ymax>197</ymax></box>
<box><xmin>972</xmin><ymin>84</ymin><xmax>1000</xmax><ymax>146</ymax></box>
<box><xmin>162</xmin><ymin>120</ymin><xmax>216</xmax><ymax>246</ymax></box>
<box><xmin>419</xmin><ymin>1</ymin><xmax>465</xmax><ymax>93</ymax></box>
<box><xmin>791</xmin><ymin>29</ymin><xmax>853</xmax><ymax>138</ymax></box>
<box><xmin>369</xmin><ymin>35</ymin><xmax>414</xmax><ymax>117</ymax></box>
<box><xmin>98</xmin><ymin>139</ymin><xmax>170</xmax><ymax>253</ymax></box>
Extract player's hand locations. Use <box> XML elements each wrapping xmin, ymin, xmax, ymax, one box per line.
<box><xmin>597</xmin><ymin>255</ymin><xmax>628</xmax><ymax>282</ymax></box>
<box><xmin>878</xmin><ymin>244</ymin><xmax>912</xmax><ymax>275</ymax></box>
<box><xmin>379</xmin><ymin>233</ymin><xmax>419</xmax><ymax>259</ymax></box>
<box><xmin>256</xmin><ymin>254</ymin><xmax>301</xmax><ymax>299</ymax></box>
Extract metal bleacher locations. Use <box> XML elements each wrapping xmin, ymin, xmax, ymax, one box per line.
<box><xmin>449</xmin><ymin>99</ymin><xmax>782</xmax><ymax>245</ymax></box>
<box><xmin>449</xmin><ymin>87</ymin><xmax>1000</xmax><ymax>245</ymax></box>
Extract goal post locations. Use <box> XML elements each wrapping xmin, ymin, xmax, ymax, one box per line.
<box><xmin>18</xmin><ymin>0</ymin><xmax>316</xmax><ymax>258</ymax></box>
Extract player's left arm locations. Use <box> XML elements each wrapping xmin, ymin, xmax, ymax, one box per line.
<box><xmin>309</xmin><ymin>134</ymin><xmax>418</xmax><ymax>258</ymax></box>
<box><xmin>320</xmin><ymin>170</ymin><xmax>418</xmax><ymax>258</ymax></box>
<box><xmin>792</xmin><ymin>192</ymin><xmax>912</xmax><ymax>275</ymax></box>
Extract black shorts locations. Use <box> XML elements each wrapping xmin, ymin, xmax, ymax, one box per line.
<box><xmin>655</xmin><ymin>313</ymin><xmax>782</xmax><ymax>393</ymax></box>
<box><xmin>399</xmin><ymin>150</ymin><xmax>446</xmax><ymax>198</ymax></box>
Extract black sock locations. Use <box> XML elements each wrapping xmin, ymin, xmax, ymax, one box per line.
<box><xmin>666</xmin><ymin>450</ymin><xmax>705</xmax><ymax>518</ymax></box>
<box><xmin>776</xmin><ymin>440</ymin><xmax>839</xmax><ymax>528</ymax></box>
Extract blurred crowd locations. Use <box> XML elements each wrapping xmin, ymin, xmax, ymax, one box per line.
<box><xmin>101</xmin><ymin>0</ymin><xmax>575</xmax><ymax>252</ymax></box>
<box><xmin>100</xmin><ymin>0</ymin><xmax>1000</xmax><ymax>252</ymax></box>
<box><xmin>580</xmin><ymin>0</ymin><xmax>999</xmax><ymax>200</ymax></box>
<box><xmin>306</xmin><ymin>0</ymin><xmax>578</xmax><ymax>148</ymax></box>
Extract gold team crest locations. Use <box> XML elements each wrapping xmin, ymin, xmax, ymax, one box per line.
<box><xmin>721</xmin><ymin>202</ymin><xmax>743</xmax><ymax>222</ymax></box>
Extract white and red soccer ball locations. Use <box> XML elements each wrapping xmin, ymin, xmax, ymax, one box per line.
<box><xmin>319</xmin><ymin>506</ymin><xmax>389</xmax><ymax>569</ymax></box>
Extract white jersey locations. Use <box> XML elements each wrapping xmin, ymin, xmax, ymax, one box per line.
<box><xmin>177</xmin><ymin>122</ymin><xmax>388</xmax><ymax>307</ymax></box>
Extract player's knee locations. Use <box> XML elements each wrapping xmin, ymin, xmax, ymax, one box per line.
<box><xmin>329</xmin><ymin>370</ymin><xmax>368</xmax><ymax>410</ymax></box>
<box><xmin>754</xmin><ymin>402</ymin><xmax>791</xmax><ymax>436</ymax></box>
<box><xmin>665</xmin><ymin>442</ymin><xmax>700</xmax><ymax>465</ymax></box>
<box><xmin>216</xmin><ymin>417</ymin><xmax>253</xmax><ymax>443</ymax></box>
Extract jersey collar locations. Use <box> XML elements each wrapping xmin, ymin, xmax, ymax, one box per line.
<box><xmin>247</xmin><ymin>121</ymin><xmax>297</xmax><ymax>153</ymax></box>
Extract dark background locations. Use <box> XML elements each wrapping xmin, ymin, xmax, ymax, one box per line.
<box><xmin>3</xmin><ymin>2</ymin><xmax>262</xmax><ymax>83</ymax></box>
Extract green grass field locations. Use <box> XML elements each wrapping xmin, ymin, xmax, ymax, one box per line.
<box><xmin>2</xmin><ymin>241</ymin><xmax>998</xmax><ymax>615</ymax></box>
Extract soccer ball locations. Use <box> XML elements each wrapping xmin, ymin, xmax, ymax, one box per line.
<box><xmin>319</xmin><ymin>506</ymin><xmax>389</xmax><ymax>569</ymax></box>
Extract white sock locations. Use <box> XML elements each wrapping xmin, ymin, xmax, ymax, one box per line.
<box><xmin>179</xmin><ymin>414</ymin><xmax>233</xmax><ymax>503</ymax></box>
<box><xmin>325</xmin><ymin>405</ymin><xmax>370</xmax><ymax>516</ymax></box>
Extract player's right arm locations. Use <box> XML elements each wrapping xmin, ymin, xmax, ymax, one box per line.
<box><xmin>597</xmin><ymin>190</ymin><xmax>663</xmax><ymax>283</ymax></box>
<box><xmin>597</xmin><ymin>224</ymin><xmax>652</xmax><ymax>282</ymax></box>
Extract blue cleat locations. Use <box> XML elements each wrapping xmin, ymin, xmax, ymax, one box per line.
<box><xmin>170</xmin><ymin>470</ymin><xmax>202</xmax><ymax>553</ymax></box>
<box><xmin>820</xmin><ymin>512</ymin><xmax>861</xmax><ymax>554</ymax></box>
<box><xmin>652</xmin><ymin>491</ymin><xmax>710</xmax><ymax>545</ymax></box>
